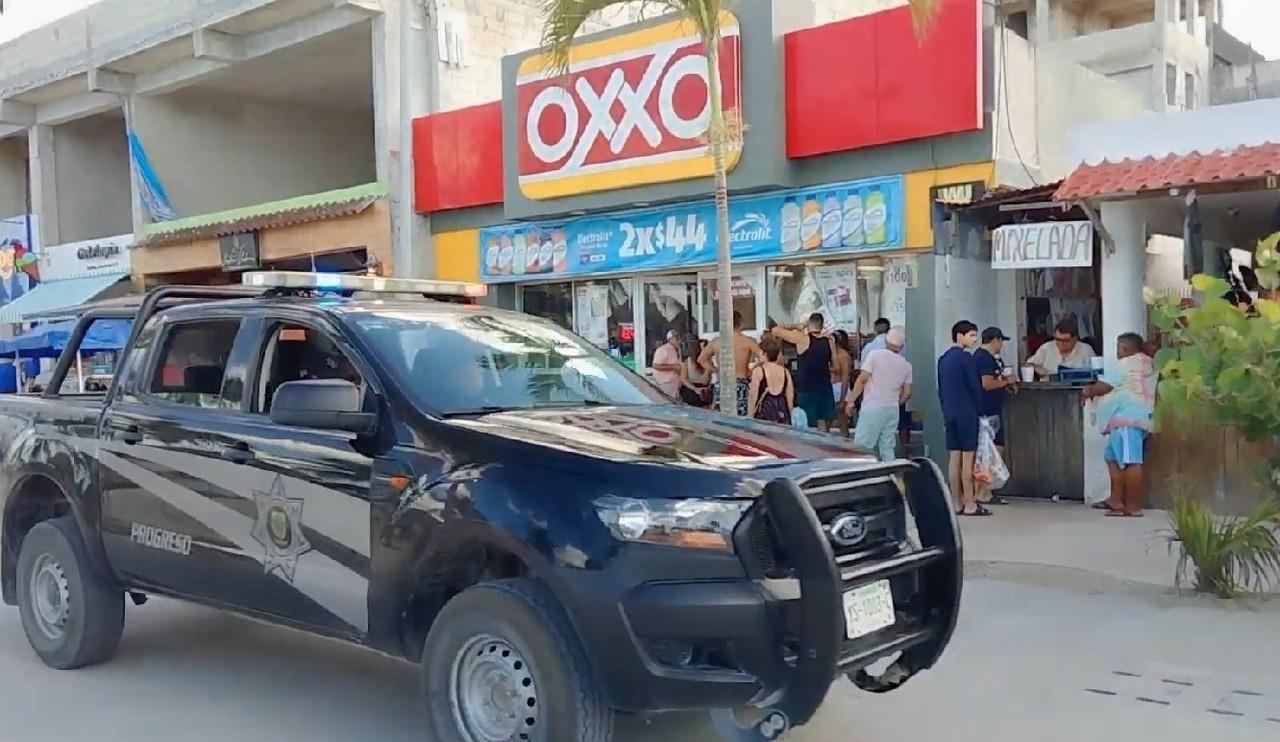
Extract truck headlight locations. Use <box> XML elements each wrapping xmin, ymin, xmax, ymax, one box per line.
<box><xmin>593</xmin><ymin>496</ymin><xmax>751</xmax><ymax>551</ymax></box>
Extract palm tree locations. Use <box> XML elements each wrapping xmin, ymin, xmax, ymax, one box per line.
<box><xmin>539</xmin><ymin>0</ymin><xmax>942</xmax><ymax>416</ymax></box>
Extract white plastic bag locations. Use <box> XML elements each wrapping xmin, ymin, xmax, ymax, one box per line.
<box><xmin>790</xmin><ymin>406</ymin><xmax>809</xmax><ymax>429</ymax></box>
<box><xmin>1082</xmin><ymin>399</ymin><xmax>1112</xmax><ymax>504</ymax></box>
<box><xmin>975</xmin><ymin>416</ymin><xmax>1010</xmax><ymax>491</ymax></box>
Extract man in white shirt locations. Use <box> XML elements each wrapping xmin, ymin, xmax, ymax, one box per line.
<box><xmin>1029</xmin><ymin>319</ymin><xmax>1094</xmax><ymax>379</ymax></box>
<box><xmin>848</xmin><ymin>328</ymin><xmax>912</xmax><ymax>462</ymax></box>
<box><xmin>651</xmin><ymin>330</ymin><xmax>684</xmax><ymax>398</ymax></box>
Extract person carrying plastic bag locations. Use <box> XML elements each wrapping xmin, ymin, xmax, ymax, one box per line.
<box><xmin>974</xmin><ymin>416</ymin><xmax>1010</xmax><ymax>492</ymax></box>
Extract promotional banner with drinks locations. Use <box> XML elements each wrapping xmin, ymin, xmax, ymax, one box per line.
<box><xmin>478</xmin><ymin>175</ymin><xmax>905</xmax><ymax>283</ymax></box>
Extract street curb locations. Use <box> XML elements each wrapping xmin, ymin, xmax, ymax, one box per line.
<box><xmin>963</xmin><ymin>559</ymin><xmax>1280</xmax><ymax>611</ymax></box>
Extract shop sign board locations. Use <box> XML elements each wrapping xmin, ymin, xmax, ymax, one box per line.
<box><xmin>991</xmin><ymin>221</ymin><xmax>1093</xmax><ymax>270</ymax></box>
<box><xmin>931</xmin><ymin>181</ymin><xmax>985</xmax><ymax>206</ymax></box>
<box><xmin>40</xmin><ymin>234</ymin><xmax>132</xmax><ymax>282</ymax></box>
<box><xmin>514</xmin><ymin>12</ymin><xmax>743</xmax><ymax>201</ymax></box>
<box><xmin>479</xmin><ymin>175</ymin><xmax>904</xmax><ymax>283</ymax></box>
<box><xmin>219</xmin><ymin>232</ymin><xmax>260</xmax><ymax>271</ymax></box>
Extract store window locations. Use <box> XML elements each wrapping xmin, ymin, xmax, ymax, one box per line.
<box><xmin>643</xmin><ymin>279</ymin><xmax>698</xmax><ymax>366</ymax></box>
<box><xmin>521</xmin><ymin>283</ymin><xmax>573</xmax><ymax>331</ymax></box>
<box><xmin>765</xmin><ymin>262</ymin><xmax>859</xmax><ymax>331</ymax></box>
<box><xmin>573</xmin><ymin>279</ymin><xmax>636</xmax><ymax>369</ymax></box>
<box><xmin>700</xmin><ymin>273</ymin><xmax>759</xmax><ymax>333</ymax></box>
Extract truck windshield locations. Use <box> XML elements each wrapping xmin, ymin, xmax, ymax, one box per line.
<box><xmin>348</xmin><ymin>308</ymin><xmax>668</xmax><ymax>415</ymax></box>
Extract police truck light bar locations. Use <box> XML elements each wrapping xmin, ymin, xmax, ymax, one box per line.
<box><xmin>242</xmin><ymin>271</ymin><xmax>488</xmax><ymax>298</ymax></box>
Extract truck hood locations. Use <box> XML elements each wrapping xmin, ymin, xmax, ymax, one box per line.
<box><xmin>446</xmin><ymin>404</ymin><xmax>878</xmax><ymax>473</ymax></box>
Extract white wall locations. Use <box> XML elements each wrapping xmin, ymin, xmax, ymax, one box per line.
<box><xmin>0</xmin><ymin>138</ymin><xmax>26</xmax><ymax>220</ymax></box>
<box><xmin>52</xmin><ymin>113</ymin><xmax>132</xmax><ymax>244</ymax></box>
<box><xmin>433</xmin><ymin>0</ymin><xmax>647</xmax><ymax>113</ymax></box>
<box><xmin>0</xmin><ymin>0</ymin><xmax>101</xmax><ymax>44</ymax></box>
<box><xmin>131</xmin><ymin>89</ymin><xmax>376</xmax><ymax>217</ymax></box>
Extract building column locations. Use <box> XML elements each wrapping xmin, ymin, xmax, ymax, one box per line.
<box><xmin>1187</xmin><ymin>0</ymin><xmax>1200</xmax><ymax>35</ymax></box>
<box><xmin>1034</xmin><ymin>0</ymin><xmax>1052</xmax><ymax>48</ymax></box>
<box><xmin>27</xmin><ymin>125</ymin><xmax>59</xmax><ymax>248</ymax></box>
<box><xmin>1099</xmin><ymin>202</ymin><xmax>1148</xmax><ymax>364</ymax></box>
<box><xmin>374</xmin><ymin>2</ymin><xmax>436</xmax><ymax>279</ymax></box>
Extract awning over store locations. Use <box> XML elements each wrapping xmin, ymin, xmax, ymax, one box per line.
<box><xmin>0</xmin><ymin>273</ymin><xmax>128</xmax><ymax>324</ymax></box>
<box><xmin>1056</xmin><ymin>142</ymin><xmax>1280</xmax><ymax>201</ymax></box>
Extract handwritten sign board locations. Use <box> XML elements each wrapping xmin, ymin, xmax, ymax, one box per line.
<box><xmin>991</xmin><ymin>221</ymin><xmax>1093</xmax><ymax>270</ymax></box>
<box><xmin>219</xmin><ymin>232</ymin><xmax>260</xmax><ymax>271</ymax></box>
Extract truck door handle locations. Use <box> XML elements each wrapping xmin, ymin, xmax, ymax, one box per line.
<box><xmin>118</xmin><ymin>426</ymin><xmax>143</xmax><ymax>445</ymax></box>
<box><xmin>220</xmin><ymin>444</ymin><xmax>254</xmax><ymax>464</ymax></box>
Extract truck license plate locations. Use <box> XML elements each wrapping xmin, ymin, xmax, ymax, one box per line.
<box><xmin>843</xmin><ymin>580</ymin><xmax>896</xmax><ymax>639</ymax></box>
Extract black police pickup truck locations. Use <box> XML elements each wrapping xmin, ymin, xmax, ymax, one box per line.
<box><xmin>0</xmin><ymin>271</ymin><xmax>961</xmax><ymax>741</ymax></box>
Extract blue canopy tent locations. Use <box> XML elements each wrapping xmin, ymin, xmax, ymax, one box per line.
<box><xmin>0</xmin><ymin>319</ymin><xmax>132</xmax><ymax>392</ymax></box>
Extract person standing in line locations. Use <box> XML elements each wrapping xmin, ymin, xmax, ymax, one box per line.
<box><xmin>747</xmin><ymin>338</ymin><xmax>794</xmax><ymax>424</ymax></box>
<box><xmin>847</xmin><ymin>328</ymin><xmax>912</xmax><ymax>462</ymax></box>
<box><xmin>650</xmin><ymin>330</ymin><xmax>684</xmax><ymax>400</ymax></box>
<box><xmin>1083</xmin><ymin>332</ymin><xmax>1158</xmax><ymax>517</ymax></box>
<box><xmin>859</xmin><ymin>317</ymin><xmax>892</xmax><ymax>365</ymax></box>
<box><xmin>973</xmin><ymin>327</ymin><xmax>1015</xmax><ymax>506</ymax></box>
<box><xmin>832</xmin><ymin>330</ymin><xmax>855</xmax><ymax>438</ymax></box>
<box><xmin>678</xmin><ymin>336</ymin><xmax>710</xmax><ymax>407</ymax></box>
<box><xmin>938</xmin><ymin>320</ymin><xmax>989</xmax><ymax>516</ymax></box>
<box><xmin>773</xmin><ymin>313</ymin><xmax>838</xmax><ymax>431</ymax></box>
<box><xmin>698</xmin><ymin>310</ymin><xmax>765</xmax><ymax>416</ymax></box>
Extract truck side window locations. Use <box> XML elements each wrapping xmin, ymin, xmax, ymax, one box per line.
<box><xmin>148</xmin><ymin>320</ymin><xmax>241</xmax><ymax>409</ymax></box>
<box><xmin>256</xmin><ymin>324</ymin><xmax>364</xmax><ymax>415</ymax></box>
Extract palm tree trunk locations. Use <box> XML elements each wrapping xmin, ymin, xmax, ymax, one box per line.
<box><xmin>704</xmin><ymin>34</ymin><xmax>737</xmax><ymax>416</ymax></box>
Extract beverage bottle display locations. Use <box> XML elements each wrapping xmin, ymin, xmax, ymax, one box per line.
<box><xmin>512</xmin><ymin>233</ymin><xmax>527</xmax><ymax>275</ymax></box>
<box><xmin>498</xmin><ymin>235</ymin><xmax>514</xmax><ymax>276</ymax></box>
<box><xmin>485</xmin><ymin>237</ymin><xmax>501</xmax><ymax>277</ymax></box>
<box><xmin>821</xmin><ymin>192</ymin><xmax>842</xmax><ymax>248</ymax></box>
<box><xmin>538</xmin><ymin>231</ymin><xmax>554</xmax><ymax>274</ymax></box>
<box><xmin>526</xmin><ymin>232</ymin><xmax>543</xmax><ymax>273</ymax></box>
<box><xmin>780</xmin><ymin>197</ymin><xmax>802</xmax><ymax>253</ymax></box>
<box><xmin>864</xmin><ymin>187</ymin><xmax>888</xmax><ymax>245</ymax></box>
<box><xmin>552</xmin><ymin>228</ymin><xmax>568</xmax><ymax>273</ymax></box>
<box><xmin>801</xmin><ymin>194</ymin><xmax>822</xmax><ymax>250</ymax></box>
<box><xmin>842</xmin><ymin>191</ymin><xmax>865</xmax><ymax>247</ymax></box>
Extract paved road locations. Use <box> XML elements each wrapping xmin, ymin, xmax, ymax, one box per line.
<box><xmin>0</xmin><ymin>578</ymin><xmax>1276</xmax><ymax>741</ymax></box>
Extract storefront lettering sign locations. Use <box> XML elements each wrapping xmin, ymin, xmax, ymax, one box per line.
<box><xmin>931</xmin><ymin>181</ymin><xmax>985</xmax><ymax>205</ymax></box>
<box><xmin>991</xmin><ymin>221</ymin><xmax>1093</xmax><ymax>270</ymax></box>
<box><xmin>39</xmin><ymin>234</ymin><xmax>131</xmax><ymax>282</ymax></box>
<box><xmin>514</xmin><ymin>14</ymin><xmax>743</xmax><ymax>200</ymax></box>
<box><xmin>479</xmin><ymin>175</ymin><xmax>905</xmax><ymax>283</ymax></box>
<box><xmin>219</xmin><ymin>232</ymin><xmax>260</xmax><ymax>271</ymax></box>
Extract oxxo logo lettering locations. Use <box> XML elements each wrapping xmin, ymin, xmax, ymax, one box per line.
<box><xmin>515</xmin><ymin>13</ymin><xmax>743</xmax><ymax>200</ymax></box>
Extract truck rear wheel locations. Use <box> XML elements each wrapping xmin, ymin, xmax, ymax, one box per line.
<box><xmin>421</xmin><ymin>578</ymin><xmax>612</xmax><ymax>742</ymax></box>
<box><xmin>16</xmin><ymin>516</ymin><xmax>124</xmax><ymax>669</ymax></box>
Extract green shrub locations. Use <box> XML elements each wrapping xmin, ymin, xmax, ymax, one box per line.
<box><xmin>1164</xmin><ymin>495</ymin><xmax>1280</xmax><ymax>598</ymax></box>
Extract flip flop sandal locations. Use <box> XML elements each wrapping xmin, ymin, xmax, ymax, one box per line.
<box><xmin>983</xmin><ymin>495</ymin><xmax>1010</xmax><ymax>505</ymax></box>
<box><xmin>1091</xmin><ymin>502</ymin><xmax>1119</xmax><ymax>511</ymax></box>
<box><xmin>1105</xmin><ymin>510</ymin><xmax>1144</xmax><ymax>518</ymax></box>
<box><xmin>959</xmin><ymin>505</ymin><xmax>994</xmax><ymax>517</ymax></box>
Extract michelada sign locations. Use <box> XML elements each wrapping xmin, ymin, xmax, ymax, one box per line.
<box><xmin>991</xmin><ymin>221</ymin><xmax>1093</xmax><ymax>270</ymax></box>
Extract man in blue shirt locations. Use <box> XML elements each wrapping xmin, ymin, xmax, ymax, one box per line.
<box><xmin>973</xmin><ymin>327</ymin><xmax>1015</xmax><ymax>506</ymax></box>
<box><xmin>937</xmin><ymin>320</ymin><xmax>987</xmax><ymax>516</ymax></box>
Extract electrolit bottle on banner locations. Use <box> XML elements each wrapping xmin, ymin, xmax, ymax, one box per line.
<box><xmin>821</xmin><ymin>192</ymin><xmax>842</xmax><ymax>248</ymax></box>
<box><xmin>498</xmin><ymin>235</ymin><xmax>515</xmax><ymax>276</ymax></box>
<box><xmin>538</xmin><ymin>231</ymin><xmax>555</xmax><ymax>274</ymax></box>
<box><xmin>485</xmin><ymin>237</ymin><xmax>501</xmax><ymax>277</ymax></box>
<box><xmin>527</xmin><ymin>231</ymin><xmax>544</xmax><ymax>274</ymax></box>
<box><xmin>512</xmin><ymin>232</ymin><xmax>528</xmax><ymax>275</ymax></box>
<box><xmin>552</xmin><ymin>228</ymin><xmax>568</xmax><ymax>273</ymax></box>
<box><xmin>864</xmin><ymin>187</ymin><xmax>888</xmax><ymax>245</ymax></box>
<box><xmin>842</xmin><ymin>191</ymin><xmax>864</xmax><ymax>247</ymax></box>
<box><xmin>801</xmin><ymin>194</ymin><xmax>822</xmax><ymax>250</ymax></box>
<box><xmin>780</xmin><ymin>197</ymin><xmax>802</xmax><ymax>253</ymax></box>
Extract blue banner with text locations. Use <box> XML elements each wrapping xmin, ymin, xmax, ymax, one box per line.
<box><xmin>478</xmin><ymin>175</ymin><xmax>904</xmax><ymax>283</ymax></box>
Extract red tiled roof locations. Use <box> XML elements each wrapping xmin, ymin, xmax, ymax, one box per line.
<box><xmin>1055</xmin><ymin>142</ymin><xmax>1280</xmax><ymax>201</ymax></box>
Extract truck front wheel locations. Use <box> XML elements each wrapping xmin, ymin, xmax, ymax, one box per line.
<box><xmin>16</xmin><ymin>516</ymin><xmax>124</xmax><ymax>669</ymax></box>
<box><xmin>421</xmin><ymin>578</ymin><xmax>613</xmax><ymax>742</ymax></box>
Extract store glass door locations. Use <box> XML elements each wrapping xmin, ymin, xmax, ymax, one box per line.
<box><xmin>640</xmin><ymin>276</ymin><xmax>699</xmax><ymax>371</ymax></box>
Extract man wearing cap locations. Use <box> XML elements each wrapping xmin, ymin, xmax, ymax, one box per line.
<box><xmin>847</xmin><ymin>327</ymin><xmax>912</xmax><ymax>461</ymax></box>
<box><xmin>974</xmin><ymin>327</ymin><xmax>1015</xmax><ymax>505</ymax></box>
<box><xmin>651</xmin><ymin>329</ymin><xmax>684</xmax><ymax>399</ymax></box>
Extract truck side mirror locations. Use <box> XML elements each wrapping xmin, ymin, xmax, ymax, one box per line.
<box><xmin>270</xmin><ymin>379</ymin><xmax>376</xmax><ymax>434</ymax></box>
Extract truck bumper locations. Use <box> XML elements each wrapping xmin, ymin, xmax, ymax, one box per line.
<box><xmin>571</xmin><ymin>458</ymin><xmax>962</xmax><ymax>727</ymax></box>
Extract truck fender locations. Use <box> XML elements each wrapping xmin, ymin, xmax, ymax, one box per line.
<box><xmin>2</xmin><ymin>464</ymin><xmax>114</xmax><ymax>604</ymax></box>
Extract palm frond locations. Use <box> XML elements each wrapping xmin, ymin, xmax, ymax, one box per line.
<box><xmin>1164</xmin><ymin>495</ymin><xmax>1280</xmax><ymax>597</ymax></box>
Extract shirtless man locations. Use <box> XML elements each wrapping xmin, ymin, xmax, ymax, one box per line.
<box><xmin>698</xmin><ymin>310</ymin><xmax>764</xmax><ymax>416</ymax></box>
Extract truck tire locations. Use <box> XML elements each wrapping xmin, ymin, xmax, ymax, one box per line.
<box><xmin>421</xmin><ymin>578</ymin><xmax>613</xmax><ymax>742</ymax></box>
<box><xmin>15</xmin><ymin>516</ymin><xmax>125</xmax><ymax>670</ymax></box>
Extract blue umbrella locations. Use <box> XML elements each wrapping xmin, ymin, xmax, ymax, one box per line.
<box><xmin>0</xmin><ymin>319</ymin><xmax>132</xmax><ymax>358</ymax></box>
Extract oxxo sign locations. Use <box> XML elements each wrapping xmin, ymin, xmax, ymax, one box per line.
<box><xmin>515</xmin><ymin>13</ymin><xmax>744</xmax><ymax>200</ymax></box>
<box><xmin>991</xmin><ymin>221</ymin><xmax>1094</xmax><ymax>270</ymax></box>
